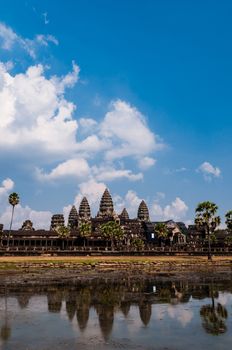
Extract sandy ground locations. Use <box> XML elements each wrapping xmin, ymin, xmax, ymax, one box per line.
<box><xmin>0</xmin><ymin>255</ymin><xmax>232</xmax><ymax>263</ymax></box>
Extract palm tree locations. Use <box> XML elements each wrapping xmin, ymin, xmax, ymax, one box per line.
<box><xmin>7</xmin><ymin>192</ymin><xmax>20</xmax><ymax>247</ymax></box>
<box><xmin>56</xmin><ymin>225</ymin><xmax>70</xmax><ymax>250</ymax></box>
<box><xmin>100</xmin><ymin>221</ymin><xmax>124</xmax><ymax>250</ymax></box>
<box><xmin>195</xmin><ymin>201</ymin><xmax>220</xmax><ymax>260</ymax></box>
<box><xmin>225</xmin><ymin>210</ymin><xmax>232</xmax><ymax>232</ymax></box>
<box><xmin>154</xmin><ymin>223</ymin><xmax>168</xmax><ymax>247</ymax></box>
<box><xmin>79</xmin><ymin>222</ymin><xmax>92</xmax><ymax>249</ymax></box>
<box><xmin>200</xmin><ymin>284</ymin><xmax>228</xmax><ymax>335</ymax></box>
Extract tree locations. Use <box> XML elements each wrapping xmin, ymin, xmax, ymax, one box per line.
<box><xmin>8</xmin><ymin>192</ymin><xmax>20</xmax><ymax>246</ymax></box>
<box><xmin>200</xmin><ymin>284</ymin><xmax>228</xmax><ymax>335</ymax></box>
<box><xmin>154</xmin><ymin>223</ymin><xmax>168</xmax><ymax>247</ymax></box>
<box><xmin>100</xmin><ymin>221</ymin><xmax>124</xmax><ymax>250</ymax></box>
<box><xmin>224</xmin><ymin>235</ymin><xmax>232</xmax><ymax>246</ymax></box>
<box><xmin>195</xmin><ymin>201</ymin><xmax>221</xmax><ymax>260</ymax></box>
<box><xmin>79</xmin><ymin>222</ymin><xmax>92</xmax><ymax>248</ymax></box>
<box><xmin>225</xmin><ymin>210</ymin><xmax>232</xmax><ymax>232</ymax></box>
<box><xmin>56</xmin><ymin>225</ymin><xmax>70</xmax><ymax>250</ymax></box>
<box><xmin>131</xmin><ymin>237</ymin><xmax>144</xmax><ymax>250</ymax></box>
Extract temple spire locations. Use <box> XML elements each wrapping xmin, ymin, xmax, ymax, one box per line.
<box><xmin>68</xmin><ymin>205</ymin><xmax>78</xmax><ymax>229</ymax></box>
<box><xmin>137</xmin><ymin>200</ymin><xmax>150</xmax><ymax>222</ymax></box>
<box><xmin>79</xmin><ymin>197</ymin><xmax>91</xmax><ymax>220</ymax></box>
<box><xmin>120</xmin><ymin>208</ymin><xmax>129</xmax><ymax>220</ymax></box>
<box><xmin>97</xmin><ymin>188</ymin><xmax>114</xmax><ymax>218</ymax></box>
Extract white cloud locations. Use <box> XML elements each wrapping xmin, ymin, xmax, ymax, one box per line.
<box><xmin>114</xmin><ymin>190</ymin><xmax>143</xmax><ymax>218</ymax></box>
<box><xmin>198</xmin><ymin>161</ymin><xmax>221</xmax><ymax>181</ymax></box>
<box><xmin>0</xmin><ymin>23</ymin><xmax>166</xmax><ymax>199</ymax></box>
<box><xmin>92</xmin><ymin>165</ymin><xmax>143</xmax><ymax>182</ymax></box>
<box><xmin>79</xmin><ymin>117</ymin><xmax>98</xmax><ymax>132</ymax></box>
<box><xmin>36</xmin><ymin>158</ymin><xmax>90</xmax><ymax>181</ymax></box>
<box><xmin>0</xmin><ymin>178</ymin><xmax>14</xmax><ymax>195</ymax></box>
<box><xmin>74</xmin><ymin>179</ymin><xmax>106</xmax><ymax>210</ymax></box>
<box><xmin>167</xmin><ymin>305</ymin><xmax>193</xmax><ymax>327</ymax></box>
<box><xmin>36</xmin><ymin>34</ymin><xmax>58</xmax><ymax>47</ymax></box>
<box><xmin>0</xmin><ymin>22</ymin><xmax>58</xmax><ymax>58</ymax></box>
<box><xmin>152</xmin><ymin>197</ymin><xmax>188</xmax><ymax>221</ymax></box>
<box><xmin>42</xmin><ymin>12</ymin><xmax>49</xmax><ymax>25</ymax></box>
<box><xmin>138</xmin><ymin>156</ymin><xmax>156</xmax><ymax>170</ymax></box>
<box><xmin>0</xmin><ymin>61</ymin><xmax>79</xmax><ymax>156</ymax></box>
<box><xmin>100</xmin><ymin>100</ymin><xmax>164</xmax><ymax>162</ymax></box>
<box><xmin>0</xmin><ymin>204</ymin><xmax>52</xmax><ymax>230</ymax></box>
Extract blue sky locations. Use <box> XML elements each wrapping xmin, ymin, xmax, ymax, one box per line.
<box><xmin>0</xmin><ymin>0</ymin><xmax>231</xmax><ymax>228</ymax></box>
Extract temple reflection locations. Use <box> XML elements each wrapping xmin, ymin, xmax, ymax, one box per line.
<box><xmin>0</xmin><ymin>278</ymin><xmax>232</xmax><ymax>344</ymax></box>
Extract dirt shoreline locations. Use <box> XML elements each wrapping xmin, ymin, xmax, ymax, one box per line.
<box><xmin>0</xmin><ymin>255</ymin><xmax>232</xmax><ymax>286</ymax></box>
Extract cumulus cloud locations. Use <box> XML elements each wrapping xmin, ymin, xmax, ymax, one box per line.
<box><xmin>92</xmin><ymin>165</ymin><xmax>143</xmax><ymax>182</ymax></box>
<box><xmin>79</xmin><ymin>118</ymin><xmax>98</xmax><ymax>132</ymax></box>
<box><xmin>138</xmin><ymin>156</ymin><xmax>156</xmax><ymax>170</ymax></box>
<box><xmin>198</xmin><ymin>161</ymin><xmax>221</xmax><ymax>181</ymax></box>
<box><xmin>100</xmin><ymin>100</ymin><xmax>164</xmax><ymax>162</ymax></box>
<box><xmin>114</xmin><ymin>190</ymin><xmax>143</xmax><ymax>218</ymax></box>
<box><xmin>0</xmin><ymin>22</ymin><xmax>58</xmax><ymax>58</ymax></box>
<box><xmin>152</xmin><ymin>197</ymin><xmax>188</xmax><ymax>221</ymax></box>
<box><xmin>0</xmin><ymin>61</ymin><xmax>79</xmax><ymax>156</ymax></box>
<box><xmin>74</xmin><ymin>179</ymin><xmax>106</xmax><ymax>210</ymax></box>
<box><xmin>0</xmin><ymin>178</ymin><xmax>14</xmax><ymax>196</ymax></box>
<box><xmin>0</xmin><ymin>204</ymin><xmax>52</xmax><ymax>230</ymax></box>
<box><xmin>36</xmin><ymin>158</ymin><xmax>90</xmax><ymax>181</ymax></box>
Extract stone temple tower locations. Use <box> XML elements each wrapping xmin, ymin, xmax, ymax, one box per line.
<box><xmin>68</xmin><ymin>205</ymin><xmax>78</xmax><ymax>229</ymax></box>
<box><xmin>79</xmin><ymin>197</ymin><xmax>91</xmax><ymax>221</ymax></box>
<box><xmin>97</xmin><ymin>188</ymin><xmax>114</xmax><ymax>218</ymax></box>
<box><xmin>50</xmin><ymin>214</ymin><xmax>65</xmax><ymax>231</ymax></box>
<box><xmin>137</xmin><ymin>200</ymin><xmax>150</xmax><ymax>222</ymax></box>
<box><xmin>119</xmin><ymin>208</ymin><xmax>129</xmax><ymax>220</ymax></box>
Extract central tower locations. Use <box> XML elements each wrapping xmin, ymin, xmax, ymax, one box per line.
<box><xmin>97</xmin><ymin>188</ymin><xmax>114</xmax><ymax>218</ymax></box>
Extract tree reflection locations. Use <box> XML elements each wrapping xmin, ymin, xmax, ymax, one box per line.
<box><xmin>0</xmin><ymin>288</ymin><xmax>11</xmax><ymax>342</ymax></box>
<box><xmin>200</xmin><ymin>284</ymin><xmax>228</xmax><ymax>335</ymax></box>
<box><xmin>17</xmin><ymin>293</ymin><xmax>30</xmax><ymax>309</ymax></box>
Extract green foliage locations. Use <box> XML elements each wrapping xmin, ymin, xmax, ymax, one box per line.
<box><xmin>154</xmin><ymin>223</ymin><xmax>168</xmax><ymax>239</ymax></box>
<box><xmin>195</xmin><ymin>202</ymin><xmax>221</xmax><ymax>259</ymax></box>
<box><xmin>79</xmin><ymin>222</ymin><xmax>92</xmax><ymax>238</ymax></box>
<box><xmin>224</xmin><ymin>235</ymin><xmax>232</xmax><ymax>246</ymax></box>
<box><xmin>131</xmin><ymin>238</ymin><xmax>144</xmax><ymax>250</ymax></box>
<box><xmin>55</xmin><ymin>225</ymin><xmax>70</xmax><ymax>238</ymax></box>
<box><xmin>8</xmin><ymin>192</ymin><xmax>20</xmax><ymax>207</ymax></box>
<box><xmin>200</xmin><ymin>302</ymin><xmax>228</xmax><ymax>335</ymax></box>
<box><xmin>195</xmin><ymin>202</ymin><xmax>221</xmax><ymax>233</ymax></box>
<box><xmin>225</xmin><ymin>210</ymin><xmax>232</xmax><ymax>231</ymax></box>
<box><xmin>100</xmin><ymin>221</ymin><xmax>124</xmax><ymax>248</ymax></box>
<box><xmin>209</xmin><ymin>234</ymin><xmax>217</xmax><ymax>244</ymax></box>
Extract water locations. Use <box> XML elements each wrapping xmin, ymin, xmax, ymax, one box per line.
<box><xmin>0</xmin><ymin>278</ymin><xmax>232</xmax><ymax>349</ymax></box>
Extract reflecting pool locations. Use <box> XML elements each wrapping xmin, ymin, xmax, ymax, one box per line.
<box><xmin>0</xmin><ymin>278</ymin><xmax>232</xmax><ymax>349</ymax></box>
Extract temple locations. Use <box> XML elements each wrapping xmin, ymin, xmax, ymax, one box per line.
<box><xmin>0</xmin><ymin>188</ymin><xmax>192</xmax><ymax>252</ymax></box>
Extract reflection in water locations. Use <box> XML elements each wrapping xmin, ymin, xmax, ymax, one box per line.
<box><xmin>0</xmin><ymin>278</ymin><xmax>232</xmax><ymax>348</ymax></box>
<box><xmin>139</xmin><ymin>302</ymin><xmax>152</xmax><ymax>326</ymax></box>
<box><xmin>1</xmin><ymin>289</ymin><xmax>11</xmax><ymax>342</ymax></box>
<box><xmin>47</xmin><ymin>289</ymin><xmax>63</xmax><ymax>313</ymax></box>
<box><xmin>76</xmin><ymin>288</ymin><xmax>91</xmax><ymax>331</ymax></box>
<box><xmin>200</xmin><ymin>283</ymin><xmax>228</xmax><ymax>335</ymax></box>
